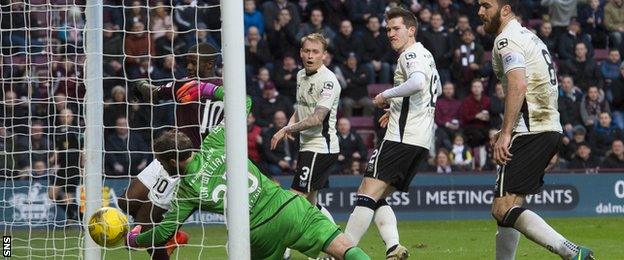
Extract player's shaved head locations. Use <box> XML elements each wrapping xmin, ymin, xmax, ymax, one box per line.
<box><xmin>154</xmin><ymin>130</ymin><xmax>194</xmax><ymax>174</ymax></box>
<box><xmin>187</xmin><ymin>43</ymin><xmax>218</xmax><ymax>78</ymax></box>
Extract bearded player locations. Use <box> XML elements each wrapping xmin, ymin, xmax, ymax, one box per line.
<box><xmin>117</xmin><ymin>43</ymin><xmax>224</xmax><ymax>259</ymax></box>
<box><xmin>478</xmin><ymin>1</ymin><xmax>594</xmax><ymax>259</ymax></box>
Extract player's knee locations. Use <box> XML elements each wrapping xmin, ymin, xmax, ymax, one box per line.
<box><xmin>493</xmin><ymin>206</ymin><xmax>527</xmax><ymax>227</ymax></box>
<box><xmin>356</xmin><ymin>178</ymin><xmax>386</xmax><ymax>200</ymax></box>
<box><xmin>375</xmin><ymin>198</ymin><xmax>388</xmax><ymax>210</ymax></box>
<box><xmin>355</xmin><ymin>194</ymin><xmax>377</xmax><ymax>210</ymax></box>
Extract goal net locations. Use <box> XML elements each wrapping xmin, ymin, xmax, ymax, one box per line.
<box><xmin>0</xmin><ymin>0</ymin><xmax>230</xmax><ymax>258</ymax></box>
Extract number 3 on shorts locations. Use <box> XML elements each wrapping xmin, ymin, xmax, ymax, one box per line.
<box><xmin>300</xmin><ymin>166</ymin><xmax>311</xmax><ymax>181</ymax></box>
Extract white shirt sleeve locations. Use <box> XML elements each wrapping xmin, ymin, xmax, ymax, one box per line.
<box><xmin>400</xmin><ymin>50</ymin><xmax>429</xmax><ymax>78</ymax></box>
<box><xmin>317</xmin><ymin>79</ymin><xmax>340</xmax><ymax>109</ymax></box>
<box><xmin>494</xmin><ymin>37</ymin><xmax>526</xmax><ymax>74</ymax></box>
<box><xmin>381</xmin><ymin>72</ymin><xmax>426</xmax><ymax>98</ymax></box>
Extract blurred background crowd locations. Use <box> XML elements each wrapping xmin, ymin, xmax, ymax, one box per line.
<box><xmin>2</xmin><ymin>0</ymin><xmax>624</xmax><ymax>183</ymax></box>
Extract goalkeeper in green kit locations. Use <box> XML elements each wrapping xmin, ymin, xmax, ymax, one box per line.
<box><xmin>125</xmin><ymin>84</ymin><xmax>370</xmax><ymax>260</ymax></box>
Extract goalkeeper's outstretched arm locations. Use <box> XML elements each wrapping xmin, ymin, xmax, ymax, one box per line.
<box><xmin>132</xmin><ymin>184</ymin><xmax>198</xmax><ymax>247</ymax></box>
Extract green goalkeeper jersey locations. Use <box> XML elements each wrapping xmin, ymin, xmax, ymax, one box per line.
<box><xmin>135</xmin><ymin>93</ymin><xmax>288</xmax><ymax>246</ymax></box>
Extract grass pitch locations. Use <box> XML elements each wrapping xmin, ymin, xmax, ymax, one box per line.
<box><xmin>7</xmin><ymin>217</ymin><xmax>621</xmax><ymax>259</ymax></box>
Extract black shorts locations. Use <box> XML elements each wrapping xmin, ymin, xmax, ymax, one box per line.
<box><xmin>364</xmin><ymin>140</ymin><xmax>428</xmax><ymax>192</ymax></box>
<box><xmin>291</xmin><ymin>151</ymin><xmax>338</xmax><ymax>193</ymax></box>
<box><xmin>494</xmin><ymin>132</ymin><xmax>562</xmax><ymax>197</ymax></box>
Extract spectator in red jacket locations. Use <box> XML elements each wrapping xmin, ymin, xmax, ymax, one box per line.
<box><xmin>459</xmin><ymin>79</ymin><xmax>491</xmax><ymax>147</ymax></box>
<box><xmin>124</xmin><ymin>21</ymin><xmax>154</xmax><ymax>68</ymax></box>
<box><xmin>247</xmin><ymin>113</ymin><xmax>263</xmax><ymax>166</ymax></box>
<box><xmin>435</xmin><ymin>82</ymin><xmax>462</xmax><ymax>149</ymax></box>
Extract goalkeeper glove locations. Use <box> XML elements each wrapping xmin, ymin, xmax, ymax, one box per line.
<box><xmin>133</xmin><ymin>79</ymin><xmax>153</xmax><ymax>101</ymax></box>
<box><xmin>126</xmin><ymin>225</ymin><xmax>143</xmax><ymax>248</ymax></box>
<box><xmin>175</xmin><ymin>81</ymin><xmax>219</xmax><ymax>103</ymax></box>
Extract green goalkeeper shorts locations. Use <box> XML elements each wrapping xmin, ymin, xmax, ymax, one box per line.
<box><xmin>250</xmin><ymin>194</ymin><xmax>340</xmax><ymax>260</ymax></box>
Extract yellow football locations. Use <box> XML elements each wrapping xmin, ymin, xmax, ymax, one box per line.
<box><xmin>88</xmin><ymin>207</ymin><xmax>129</xmax><ymax>248</ymax></box>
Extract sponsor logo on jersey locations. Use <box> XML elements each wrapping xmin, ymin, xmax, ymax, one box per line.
<box><xmin>405</xmin><ymin>52</ymin><xmax>416</xmax><ymax>60</ymax></box>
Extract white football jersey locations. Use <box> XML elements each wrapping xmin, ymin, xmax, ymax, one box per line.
<box><xmin>385</xmin><ymin>42</ymin><xmax>440</xmax><ymax>149</ymax></box>
<box><xmin>137</xmin><ymin>159</ymin><xmax>179</xmax><ymax>210</ymax></box>
<box><xmin>295</xmin><ymin>65</ymin><xmax>341</xmax><ymax>153</ymax></box>
<box><xmin>492</xmin><ymin>19</ymin><xmax>562</xmax><ymax>133</ymax></box>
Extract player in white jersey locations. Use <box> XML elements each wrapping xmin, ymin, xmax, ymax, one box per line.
<box><xmin>271</xmin><ymin>33</ymin><xmax>339</xmax><ymax>216</ymax></box>
<box><xmin>270</xmin><ymin>33</ymin><xmax>340</xmax><ymax>259</ymax></box>
<box><xmin>343</xmin><ymin>7</ymin><xmax>440</xmax><ymax>259</ymax></box>
<box><xmin>478</xmin><ymin>1</ymin><xmax>594</xmax><ymax>259</ymax></box>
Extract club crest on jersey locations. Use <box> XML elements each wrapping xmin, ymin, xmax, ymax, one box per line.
<box><xmin>497</xmin><ymin>38</ymin><xmax>508</xmax><ymax>50</ymax></box>
<box><xmin>321</xmin><ymin>82</ymin><xmax>333</xmax><ymax>98</ymax></box>
<box><xmin>323</xmin><ymin>81</ymin><xmax>334</xmax><ymax>90</ymax></box>
<box><xmin>405</xmin><ymin>52</ymin><xmax>416</xmax><ymax>60</ymax></box>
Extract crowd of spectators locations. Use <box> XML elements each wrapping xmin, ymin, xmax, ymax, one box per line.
<box><xmin>2</xmin><ymin>0</ymin><xmax>624</xmax><ymax>183</ymax></box>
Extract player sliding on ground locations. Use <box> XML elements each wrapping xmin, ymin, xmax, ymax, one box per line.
<box><xmin>478</xmin><ymin>0</ymin><xmax>595</xmax><ymax>259</ymax></box>
<box><xmin>124</xmin><ymin>92</ymin><xmax>370</xmax><ymax>259</ymax></box>
<box><xmin>117</xmin><ymin>43</ymin><xmax>225</xmax><ymax>259</ymax></box>
<box><xmin>344</xmin><ymin>7</ymin><xmax>440</xmax><ymax>260</ymax></box>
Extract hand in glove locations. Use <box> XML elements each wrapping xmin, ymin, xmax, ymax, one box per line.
<box><xmin>175</xmin><ymin>81</ymin><xmax>219</xmax><ymax>103</ymax></box>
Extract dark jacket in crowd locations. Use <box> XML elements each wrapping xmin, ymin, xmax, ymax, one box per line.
<box><xmin>421</xmin><ymin>28</ymin><xmax>452</xmax><ymax>68</ymax></box>
<box><xmin>341</xmin><ymin>64</ymin><xmax>370</xmax><ymax>100</ymax></box>
<box><xmin>589</xmin><ymin>122</ymin><xmax>622</xmax><ymax>155</ymax></box>
<box><xmin>600</xmin><ymin>153</ymin><xmax>624</xmax><ymax>169</ymax></box>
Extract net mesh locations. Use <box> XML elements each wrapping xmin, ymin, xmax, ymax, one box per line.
<box><xmin>0</xmin><ymin>0</ymin><xmax>226</xmax><ymax>258</ymax></box>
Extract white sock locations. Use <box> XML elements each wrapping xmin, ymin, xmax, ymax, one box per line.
<box><xmin>344</xmin><ymin>206</ymin><xmax>374</xmax><ymax>245</ymax></box>
<box><xmin>514</xmin><ymin>210</ymin><xmax>579</xmax><ymax>259</ymax></box>
<box><xmin>374</xmin><ymin>205</ymin><xmax>399</xmax><ymax>251</ymax></box>
<box><xmin>317</xmin><ymin>204</ymin><xmax>336</xmax><ymax>224</ymax></box>
<box><xmin>495</xmin><ymin>226</ymin><xmax>520</xmax><ymax>260</ymax></box>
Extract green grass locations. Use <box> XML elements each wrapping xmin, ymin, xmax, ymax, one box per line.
<box><xmin>7</xmin><ymin>217</ymin><xmax>622</xmax><ymax>259</ymax></box>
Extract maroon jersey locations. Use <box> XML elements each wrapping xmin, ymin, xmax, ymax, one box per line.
<box><xmin>156</xmin><ymin>78</ymin><xmax>224</xmax><ymax>148</ymax></box>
